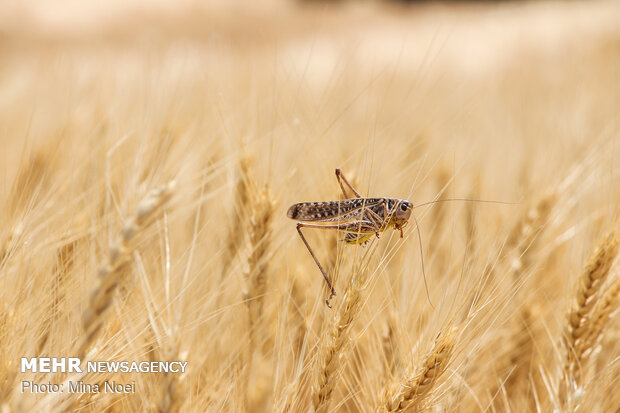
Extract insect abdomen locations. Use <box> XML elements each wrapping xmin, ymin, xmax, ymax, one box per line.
<box><xmin>344</xmin><ymin>232</ymin><xmax>374</xmax><ymax>244</ymax></box>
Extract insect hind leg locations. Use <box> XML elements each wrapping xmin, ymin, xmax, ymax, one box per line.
<box><xmin>296</xmin><ymin>223</ymin><xmax>337</xmax><ymax>307</ymax></box>
<box><xmin>335</xmin><ymin>168</ymin><xmax>362</xmax><ymax>198</ymax></box>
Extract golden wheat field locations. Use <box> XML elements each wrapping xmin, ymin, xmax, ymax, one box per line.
<box><xmin>1</xmin><ymin>0</ymin><xmax>620</xmax><ymax>411</ymax></box>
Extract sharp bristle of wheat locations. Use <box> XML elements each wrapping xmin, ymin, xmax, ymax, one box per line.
<box><xmin>464</xmin><ymin>174</ymin><xmax>481</xmax><ymax>258</ymax></box>
<box><xmin>9</xmin><ymin>151</ymin><xmax>49</xmax><ymax>214</ymax></box>
<box><xmin>381</xmin><ymin>325</ymin><xmax>457</xmax><ymax>413</ymax></box>
<box><xmin>290</xmin><ymin>274</ymin><xmax>308</xmax><ymax>360</ymax></box>
<box><xmin>1</xmin><ymin>149</ymin><xmax>56</xmax><ymax>265</ymax></box>
<box><xmin>1</xmin><ymin>222</ymin><xmax>23</xmax><ymax>268</ymax></box>
<box><xmin>428</xmin><ymin>166</ymin><xmax>451</xmax><ymax>276</ymax></box>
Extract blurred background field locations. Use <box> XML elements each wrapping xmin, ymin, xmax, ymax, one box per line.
<box><xmin>1</xmin><ymin>0</ymin><xmax>619</xmax><ymax>411</ymax></box>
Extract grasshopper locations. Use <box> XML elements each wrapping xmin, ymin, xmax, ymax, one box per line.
<box><xmin>287</xmin><ymin>169</ymin><xmax>419</xmax><ymax>307</ymax></box>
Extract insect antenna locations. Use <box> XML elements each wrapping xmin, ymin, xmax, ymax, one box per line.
<box><xmin>411</xmin><ymin>210</ymin><xmax>434</xmax><ymax>310</ymax></box>
<box><xmin>409</xmin><ymin>196</ymin><xmax>517</xmax><ymax>309</ymax></box>
<box><xmin>414</xmin><ymin>198</ymin><xmax>518</xmax><ymax>208</ymax></box>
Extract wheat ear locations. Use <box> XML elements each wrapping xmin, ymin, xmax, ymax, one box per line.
<box><xmin>381</xmin><ymin>325</ymin><xmax>457</xmax><ymax>413</ymax></box>
<box><xmin>580</xmin><ymin>276</ymin><xmax>620</xmax><ymax>354</ymax></box>
<box><xmin>244</xmin><ymin>186</ymin><xmax>275</xmax><ymax>338</ymax></box>
<box><xmin>158</xmin><ymin>340</ymin><xmax>185</xmax><ymax>413</ymax></box>
<box><xmin>562</xmin><ymin>230</ymin><xmax>619</xmax><ymax>408</ymax></box>
<box><xmin>220</xmin><ymin>156</ymin><xmax>252</xmax><ymax>281</ymax></box>
<box><xmin>242</xmin><ymin>186</ymin><xmax>275</xmax><ymax>408</ymax></box>
<box><xmin>312</xmin><ymin>251</ymin><xmax>375</xmax><ymax>413</ymax></box>
<box><xmin>78</xmin><ymin>181</ymin><xmax>175</xmax><ymax>358</ymax></box>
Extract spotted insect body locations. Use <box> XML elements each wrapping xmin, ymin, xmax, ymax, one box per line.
<box><xmin>287</xmin><ymin>198</ymin><xmax>386</xmax><ymax>221</ymax></box>
<box><xmin>288</xmin><ymin>169</ymin><xmax>512</xmax><ymax>307</ymax></box>
<box><xmin>287</xmin><ymin>169</ymin><xmax>414</xmax><ymax>306</ymax></box>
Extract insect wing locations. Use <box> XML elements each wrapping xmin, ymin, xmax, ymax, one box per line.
<box><xmin>287</xmin><ymin>199</ymin><xmax>383</xmax><ymax>222</ymax></box>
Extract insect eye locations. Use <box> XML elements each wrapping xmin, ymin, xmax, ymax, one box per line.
<box><xmin>400</xmin><ymin>203</ymin><xmax>408</xmax><ymax>212</ymax></box>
